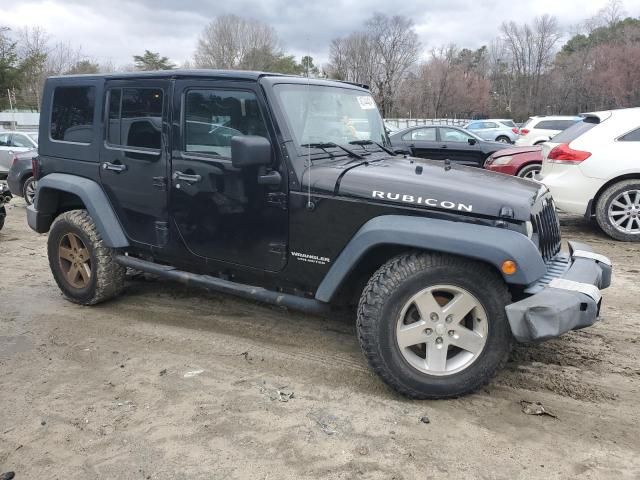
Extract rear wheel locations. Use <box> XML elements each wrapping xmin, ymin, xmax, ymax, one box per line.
<box><xmin>22</xmin><ymin>176</ymin><xmax>36</xmax><ymax>206</ymax></box>
<box><xmin>596</xmin><ymin>180</ymin><xmax>640</xmax><ymax>241</ymax></box>
<box><xmin>517</xmin><ymin>163</ymin><xmax>541</xmax><ymax>180</ymax></box>
<box><xmin>496</xmin><ymin>136</ymin><xmax>511</xmax><ymax>143</ymax></box>
<box><xmin>48</xmin><ymin>209</ymin><xmax>125</xmax><ymax>304</ymax></box>
<box><xmin>357</xmin><ymin>252</ymin><xmax>512</xmax><ymax>399</ymax></box>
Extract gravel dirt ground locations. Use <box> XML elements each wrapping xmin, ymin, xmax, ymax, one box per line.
<box><xmin>1</xmin><ymin>197</ymin><xmax>639</xmax><ymax>480</ymax></box>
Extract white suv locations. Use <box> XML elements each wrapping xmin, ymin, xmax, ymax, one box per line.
<box><xmin>515</xmin><ymin>116</ymin><xmax>581</xmax><ymax>146</ymax></box>
<box><xmin>538</xmin><ymin>107</ymin><xmax>640</xmax><ymax>241</ymax></box>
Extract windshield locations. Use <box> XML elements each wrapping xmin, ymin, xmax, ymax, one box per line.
<box><xmin>28</xmin><ymin>133</ymin><xmax>39</xmax><ymax>144</ymax></box>
<box><xmin>273</xmin><ymin>84</ymin><xmax>387</xmax><ymax>151</ymax></box>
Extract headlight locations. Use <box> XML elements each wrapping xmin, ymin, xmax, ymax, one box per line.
<box><xmin>491</xmin><ymin>155</ymin><xmax>513</xmax><ymax>165</ymax></box>
<box><xmin>525</xmin><ymin>221</ymin><xmax>533</xmax><ymax>239</ymax></box>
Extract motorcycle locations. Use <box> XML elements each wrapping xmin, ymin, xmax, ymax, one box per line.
<box><xmin>0</xmin><ymin>183</ymin><xmax>12</xmax><ymax>231</ymax></box>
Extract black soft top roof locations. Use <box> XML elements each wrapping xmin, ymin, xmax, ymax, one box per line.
<box><xmin>47</xmin><ymin>69</ymin><xmax>369</xmax><ymax>90</ymax></box>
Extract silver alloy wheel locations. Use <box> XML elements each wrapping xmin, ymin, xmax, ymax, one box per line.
<box><xmin>608</xmin><ymin>189</ymin><xmax>640</xmax><ymax>235</ymax></box>
<box><xmin>521</xmin><ymin>166</ymin><xmax>540</xmax><ymax>179</ymax></box>
<box><xmin>395</xmin><ymin>285</ymin><xmax>488</xmax><ymax>376</ymax></box>
<box><xmin>25</xmin><ymin>179</ymin><xmax>36</xmax><ymax>205</ymax></box>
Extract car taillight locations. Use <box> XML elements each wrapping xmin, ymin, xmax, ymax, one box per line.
<box><xmin>520</xmin><ymin>128</ymin><xmax>529</xmax><ymax>136</ymax></box>
<box><xmin>32</xmin><ymin>157</ymin><xmax>39</xmax><ymax>179</ymax></box>
<box><xmin>512</xmin><ymin>127</ymin><xmax>519</xmax><ymax>134</ymax></box>
<box><xmin>547</xmin><ymin>143</ymin><xmax>591</xmax><ymax>164</ymax></box>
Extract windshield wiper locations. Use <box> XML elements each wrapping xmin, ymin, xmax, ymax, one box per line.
<box><xmin>348</xmin><ymin>140</ymin><xmax>396</xmax><ymax>156</ymax></box>
<box><xmin>301</xmin><ymin>142</ymin><xmax>364</xmax><ymax>160</ymax></box>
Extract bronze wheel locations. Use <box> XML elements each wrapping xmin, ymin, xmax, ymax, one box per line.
<box><xmin>58</xmin><ymin>232</ymin><xmax>92</xmax><ymax>289</ymax></box>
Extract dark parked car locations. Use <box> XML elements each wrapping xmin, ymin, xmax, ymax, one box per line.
<box><xmin>0</xmin><ymin>182</ymin><xmax>11</xmax><ymax>230</ymax></box>
<box><xmin>484</xmin><ymin>146</ymin><xmax>543</xmax><ymax>179</ymax></box>
<box><xmin>389</xmin><ymin>125</ymin><xmax>510</xmax><ymax>167</ymax></box>
<box><xmin>28</xmin><ymin>70</ymin><xmax>611</xmax><ymax>399</ymax></box>
<box><xmin>7</xmin><ymin>149</ymin><xmax>37</xmax><ymax>205</ymax></box>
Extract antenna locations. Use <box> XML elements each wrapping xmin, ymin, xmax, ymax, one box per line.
<box><xmin>305</xmin><ymin>39</ymin><xmax>313</xmax><ymax>210</ymax></box>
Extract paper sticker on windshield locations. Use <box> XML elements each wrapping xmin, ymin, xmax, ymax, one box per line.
<box><xmin>357</xmin><ymin>96</ymin><xmax>376</xmax><ymax>110</ymax></box>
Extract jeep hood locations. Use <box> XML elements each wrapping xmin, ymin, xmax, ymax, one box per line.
<box><xmin>302</xmin><ymin>155</ymin><xmax>544</xmax><ymax>221</ymax></box>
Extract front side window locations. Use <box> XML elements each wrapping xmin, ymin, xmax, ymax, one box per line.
<box><xmin>184</xmin><ymin>89</ymin><xmax>267</xmax><ymax>158</ymax></box>
<box><xmin>273</xmin><ymin>83</ymin><xmax>386</xmax><ymax>149</ymax></box>
<box><xmin>467</xmin><ymin>122</ymin><xmax>481</xmax><ymax>130</ymax></box>
<box><xmin>107</xmin><ymin>87</ymin><xmax>163</xmax><ymax>150</ymax></box>
<box><xmin>440</xmin><ymin>127</ymin><xmax>474</xmax><ymax>142</ymax></box>
<box><xmin>50</xmin><ymin>86</ymin><xmax>95</xmax><ymax>143</ymax></box>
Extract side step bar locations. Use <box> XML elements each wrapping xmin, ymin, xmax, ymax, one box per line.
<box><xmin>114</xmin><ymin>255</ymin><xmax>329</xmax><ymax>315</ymax></box>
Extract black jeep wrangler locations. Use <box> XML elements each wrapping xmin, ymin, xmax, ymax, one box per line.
<box><xmin>28</xmin><ymin>70</ymin><xmax>612</xmax><ymax>398</ymax></box>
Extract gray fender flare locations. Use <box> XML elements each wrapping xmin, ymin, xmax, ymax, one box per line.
<box><xmin>315</xmin><ymin>215</ymin><xmax>546</xmax><ymax>302</ymax></box>
<box><xmin>32</xmin><ymin>173</ymin><xmax>129</xmax><ymax>248</ymax></box>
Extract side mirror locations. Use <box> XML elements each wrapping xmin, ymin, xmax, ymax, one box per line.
<box><xmin>467</xmin><ymin>138</ymin><xmax>477</xmax><ymax>145</ymax></box>
<box><xmin>231</xmin><ymin>135</ymin><xmax>271</xmax><ymax>168</ymax></box>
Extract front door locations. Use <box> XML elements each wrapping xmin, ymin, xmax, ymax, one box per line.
<box><xmin>438</xmin><ymin>127</ymin><xmax>484</xmax><ymax>166</ymax></box>
<box><xmin>170</xmin><ymin>80</ymin><xmax>288</xmax><ymax>272</ymax></box>
<box><xmin>99</xmin><ymin>80</ymin><xmax>170</xmax><ymax>247</ymax></box>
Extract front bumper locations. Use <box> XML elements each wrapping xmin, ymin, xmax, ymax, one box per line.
<box><xmin>505</xmin><ymin>241</ymin><xmax>611</xmax><ymax>343</ymax></box>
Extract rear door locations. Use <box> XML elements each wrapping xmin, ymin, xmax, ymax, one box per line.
<box><xmin>99</xmin><ymin>79</ymin><xmax>171</xmax><ymax>247</ymax></box>
<box><xmin>402</xmin><ymin>127</ymin><xmax>440</xmax><ymax>159</ymax></box>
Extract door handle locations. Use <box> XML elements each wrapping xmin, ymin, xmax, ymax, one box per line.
<box><xmin>102</xmin><ymin>162</ymin><xmax>127</xmax><ymax>173</ymax></box>
<box><xmin>173</xmin><ymin>171</ymin><xmax>202</xmax><ymax>184</ymax></box>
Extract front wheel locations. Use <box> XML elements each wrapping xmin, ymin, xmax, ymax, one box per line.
<box><xmin>517</xmin><ymin>163</ymin><xmax>541</xmax><ymax>180</ymax></box>
<box><xmin>357</xmin><ymin>252</ymin><xmax>512</xmax><ymax>399</ymax></box>
<box><xmin>48</xmin><ymin>209</ymin><xmax>125</xmax><ymax>305</ymax></box>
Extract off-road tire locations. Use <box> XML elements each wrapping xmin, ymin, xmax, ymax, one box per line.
<box><xmin>517</xmin><ymin>163</ymin><xmax>541</xmax><ymax>180</ymax></box>
<box><xmin>595</xmin><ymin>180</ymin><xmax>640</xmax><ymax>242</ymax></box>
<box><xmin>48</xmin><ymin>209</ymin><xmax>125</xmax><ymax>305</ymax></box>
<box><xmin>0</xmin><ymin>211</ymin><xmax>5</xmax><ymax>231</ymax></box>
<box><xmin>496</xmin><ymin>136</ymin><xmax>511</xmax><ymax>143</ymax></box>
<box><xmin>357</xmin><ymin>251</ymin><xmax>512</xmax><ymax>399</ymax></box>
<box><xmin>22</xmin><ymin>176</ymin><xmax>36</xmax><ymax>206</ymax></box>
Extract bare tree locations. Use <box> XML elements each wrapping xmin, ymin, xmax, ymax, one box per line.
<box><xmin>499</xmin><ymin>15</ymin><xmax>561</xmax><ymax>116</ymax></box>
<box><xmin>16</xmin><ymin>26</ymin><xmax>50</xmax><ymax>108</ymax></box>
<box><xmin>367</xmin><ymin>14</ymin><xmax>420</xmax><ymax>116</ymax></box>
<box><xmin>327</xmin><ymin>14</ymin><xmax>419</xmax><ymax>116</ymax></box>
<box><xmin>194</xmin><ymin>14</ymin><xmax>279</xmax><ymax>69</ymax></box>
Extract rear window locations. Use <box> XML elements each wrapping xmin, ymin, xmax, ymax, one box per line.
<box><xmin>50</xmin><ymin>86</ymin><xmax>95</xmax><ymax>143</ymax></box>
<box><xmin>551</xmin><ymin>117</ymin><xmax>599</xmax><ymax>144</ymax></box>
<box><xmin>535</xmin><ymin>119</ymin><xmax>578</xmax><ymax>131</ymax></box>
<box><xmin>619</xmin><ymin>127</ymin><xmax>640</xmax><ymax>142</ymax></box>
<box><xmin>106</xmin><ymin>87</ymin><xmax>163</xmax><ymax>150</ymax></box>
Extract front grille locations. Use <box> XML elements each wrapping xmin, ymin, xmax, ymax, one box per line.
<box><xmin>532</xmin><ymin>198</ymin><xmax>562</xmax><ymax>262</ymax></box>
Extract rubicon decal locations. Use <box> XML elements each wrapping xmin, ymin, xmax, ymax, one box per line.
<box><xmin>372</xmin><ymin>191</ymin><xmax>473</xmax><ymax>212</ymax></box>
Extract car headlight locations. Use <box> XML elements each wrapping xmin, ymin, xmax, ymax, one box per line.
<box><xmin>491</xmin><ymin>155</ymin><xmax>513</xmax><ymax>165</ymax></box>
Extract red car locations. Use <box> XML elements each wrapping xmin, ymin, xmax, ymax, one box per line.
<box><xmin>483</xmin><ymin>146</ymin><xmax>542</xmax><ymax>179</ymax></box>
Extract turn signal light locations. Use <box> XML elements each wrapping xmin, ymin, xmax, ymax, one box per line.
<box><xmin>501</xmin><ymin>260</ymin><xmax>517</xmax><ymax>275</ymax></box>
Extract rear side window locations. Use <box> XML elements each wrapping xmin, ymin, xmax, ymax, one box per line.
<box><xmin>50</xmin><ymin>86</ymin><xmax>95</xmax><ymax>143</ymax></box>
<box><xmin>620</xmin><ymin>128</ymin><xmax>640</xmax><ymax>142</ymax></box>
<box><xmin>403</xmin><ymin>128</ymin><xmax>436</xmax><ymax>141</ymax></box>
<box><xmin>484</xmin><ymin>121</ymin><xmax>498</xmax><ymax>128</ymax></box>
<box><xmin>551</xmin><ymin>117</ymin><xmax>599</xmax><ymax>144</ymax></box>
<box><xmin>536</xmin><ymin>119</ymin><xmax>578</xmax><ymax>131</ymax></box>
<box><xmin>500</xmin><ymin>120</ymin><xmax>516</xmax><ymax>128</ymax></box>
<box><xmin>107</xmin><ymin>87</ymin><xmax>163</xmax><ymax>150</ymax></box>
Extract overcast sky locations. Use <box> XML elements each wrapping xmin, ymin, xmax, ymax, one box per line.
<box><xmin>4</xmin><ymin>0</ymin><xmax>640</xmax><ymax>68</ymax></box>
